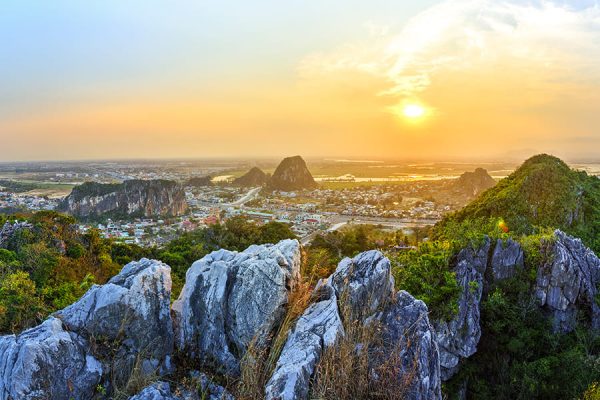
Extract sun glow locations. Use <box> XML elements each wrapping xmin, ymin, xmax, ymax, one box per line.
<box><xmin>403</xmin><ymin>104</ymin><xmax>426</xmax><ymax>119</ymax></box>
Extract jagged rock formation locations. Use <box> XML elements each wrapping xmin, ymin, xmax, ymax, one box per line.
<box><xmin>185</xmin><ymin>176</ymin><xmax>213</xmax><ymax>187</ymax></box>
<box><xmin>265</xmin><ymin>281</ymin><xmax>344</xmax><ymax>400</ymax></box>
<box><xmin>0</xmin><ymin>317</ymin><xmax>102</xmax><ymax>400</ymax></box>
<box><xmin>267</xmin><ymin>156</ymin><xmax>317</xmax><ymax>191</ymax></box>
<box><xmin>172</xmin><ymin>240</ymin><xmax>301</xmax><ymax>375</ymax></box>
<box><xmin>0</xmin><ymin>258</ymin><xmax>173</xmax><ymax>400</ymax></box>
<box><xmin>491</xmin><ymin>238</ymin><xmax>524</xmax><ymax>280</ymax></box>
<box><xmin>452</xmin><ymin>168</ymin><xmax>496</xmax><ymax>196</ymax></box>
<box><xmin>329</xmin><ymin>250</ymin><xmax>395</xmax><ymax>318</ymax></box>
<box><xmin>434</xmin><ymin>239</ymin><xmax>490</xmax><ymax>380</ymax></box>
<box><xmin>266</xmin><ymin>250</ymin><xmax>442</xmax><ymax>400</ymax></box>
<box><xmin>60</xmin><ymin>179</ymin><xmax>188</xmax><ymax>219</ymax></box>
<box><xmin>434</xmin><ymin>237</ymin><xmax>524</xmax><ymax>380</ymax></box>
<box><xmin>130</xmin><ymin>374</ymin><xmax>233</xmax><ymax>400</ymax></box>
<box><xmin>376</xmin><ymin>291</ymin><xmax>442</xmax><ymax>400</ymax></box>
<box><xmin>535</xmin><ymin>230</ymin><xmax>600</xmax><ymax>333</ymax></box>
<box><xmin>233</xmin><ymin>167</ymin><xmax>269</xmax><ymax>187</ymax></box>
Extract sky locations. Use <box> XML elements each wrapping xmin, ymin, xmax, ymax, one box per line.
<box><xmin>1</xmin><ymin>0</ymin><xmax>600</xmax><ymax>162</ymax></box>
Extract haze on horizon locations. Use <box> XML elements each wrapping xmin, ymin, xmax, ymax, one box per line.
<box><xmin>2</xmin><ymin>0</ymin><xmax>600</xmax><ymax>162</ymax></box>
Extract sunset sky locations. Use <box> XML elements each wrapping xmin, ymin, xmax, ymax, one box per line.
<box><xmin>1</xmin><ymin>0</ymin><xmax>600</xmax><ymax>161</ymax></box>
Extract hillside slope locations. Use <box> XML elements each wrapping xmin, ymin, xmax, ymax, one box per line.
<box><xmin>435</xmin><ymin>154</ymin><xmax>600</xmax><ymax>251</ymax></box>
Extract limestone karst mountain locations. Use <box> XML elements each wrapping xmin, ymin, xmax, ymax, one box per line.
<box><xmin>267</xmin><ymin>156</ymin><xmax>317</xmax><ymax>191</ymax></box>
<box><xmin>185</xmin><ymin>176</ymin><xmax>213</xmax><ymax>187</ymax></box>
<box><xmin>233</xmin><ymin>166</ymin><xmax>269</xmax><ymax>187</ymax></box>
<box><xmin>60</xmin><ymin>179</ymin><xmax>188</xmax><ymax>219</ymax></box>
<box><xmin>452</xmin><ymin>167</ymin><xmax>496</xmax><ymax>196</ymax></box>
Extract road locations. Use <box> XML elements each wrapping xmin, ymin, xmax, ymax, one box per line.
<box><xmin>217</xmin><ymin>187</ymin><xmax>261</xmax><ymax>207</ymax></box>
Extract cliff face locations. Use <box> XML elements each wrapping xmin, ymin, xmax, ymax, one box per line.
<box><xmin>60</xmin><ymin>179</ymin><xmax>188</xmax><ymax>219</ymax></box>
<box><xmin>233</xmin><ymin>167</ymin><xmax>268</xmax><ymax>187</ymax></box>
<box><xmin>268</xmin><ymin>156</ymin><xmax>317</xmax><ymax>191</ymax></box>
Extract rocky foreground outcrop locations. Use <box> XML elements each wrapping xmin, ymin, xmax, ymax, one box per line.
<box><xmin>60</xmin><ymin>179</ymin><xmax>188</xmax><ymax>219</ymax></box>
<box><xmin>172</xmin><ymin>239</ymin><xmax>302</xmax><ymax>375</ymax></box>
<box><xmin>434</xmin><ymin>237</ymin><xmax>524</xmax><ymax>380</ymax></box>
<box><xmin>266</xmin><ymin>250</ymin><xmax>442</xmax><ymax>400</ymax></box>
<box><xmin>0</xmin><ymin>258</ymin><xmax>173</xmax><ymax>400</ymax></box>
<box><xmin>129</xmin><ymin>373</ymin><xmax>233</xmax><ymax>400</ymax></box>
<box><xmin>535</xmin><ymin>230</ymin><xmax>600</xmax><ymax>332</ymax></box>
<box><xmin>2</xmin><ymin>230</ymin><xmax>598</xmax><ymax>399</ymax></box>
<box><xmin>433</xmin><ymin>231</ymin><xmax>600</xmax><ymax>380</ymax></box>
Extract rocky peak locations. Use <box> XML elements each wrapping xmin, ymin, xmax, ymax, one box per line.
<box><xmin>172</xmin><ymin>239</ymin><xmax>302</xmax><ymax>375</ymax></box>
<box><xmin>535</xmin><ymin>229</ymin><xmax>600</xmax><ymax>332</ymax></box>
<box><xmin>268</xmin><ymin>156</ymin><xmax>317</xmax><ymax>191</ymax></box>
<box><xmin>453</xmin><ymin>168</ymin><xmax>496</xmax><ymax>196</ymax></box>
<box><xmin>233</xmin><ymin>167</ymin><xmax>268</xmax><ymax>187</ymax></box>
<box><xmin>185</xmin><ymin>176</ymin><xmax>213</xmax><ymax>187</ymax></box>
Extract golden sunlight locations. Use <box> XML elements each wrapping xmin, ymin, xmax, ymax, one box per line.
<box><xmin>402</xmin><ymin>104</ymin><xmax>426</xmax><ymax>119</ymax></box>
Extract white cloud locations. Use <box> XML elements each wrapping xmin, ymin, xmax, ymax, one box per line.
<box><xmin>299</xmin><ymin>0</ymin><xmax>600</xmax><ymax>102</ymax></box>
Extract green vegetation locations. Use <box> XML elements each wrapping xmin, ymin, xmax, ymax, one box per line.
<box><xmin>1</xmin><ymin>154</ymin><xmax>599</xmax><ymax>398</ymax></box>
<box><xmin>0</xmin><ymin>211</ymin><xmax>125</xmax><ymax>333</ymax></box>
<box><xmin>436</xmin><ymin>154</ymin><xmax>600</xmax><ymax>253</ymax></box>
<box><xmin>0</xmin><ymin>179</ymin><xmax>74</xmax><ymax>194</ymax></box>
<box><xmin>450</xmin><ymin>269</ymin><xmax>600</xmax><ymax>399</ymax></box>
<box><xmin>391</xmin><ymin>241</ymin><xmax>460</xmax><ymax>320</ymax></box>
<box><xmin>430</xmin><ymin>155</ymin><xmax>600</xmax><ymax>399</ymax></box>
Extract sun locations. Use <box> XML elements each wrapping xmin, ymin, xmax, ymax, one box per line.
<box><xmin>402</xmin><ymin>104</ymin><xmax>426</xmax><ymax>119</ymax></box>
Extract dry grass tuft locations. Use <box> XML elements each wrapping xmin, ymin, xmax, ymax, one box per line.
<box><xmin>310</xmin><ymin>295</ymin><xmax>414</xmax><ymax>400</ymax></box>
<box><xmin>234</xmin><ymin>278</ymin><xmax>313</xmax><ymax>399</ymax></box>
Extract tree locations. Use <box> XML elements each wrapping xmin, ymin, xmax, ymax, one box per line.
<box><xmin>0</xmin><ymin>271</ymin><xmax>46</xmax><ymax>332</ymax></box>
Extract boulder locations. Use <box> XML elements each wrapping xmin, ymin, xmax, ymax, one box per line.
<box><xmin>329</xmin><ymin>250</ymin><xmax>395</xmax><ymax>319</ymax></box>
<box><xmin>0</xmin><ymin>258</ymin><xmax>173</xmax><ymax>400</ymax></box>
<box><xmin>265</xmin><ymin>282</ymin><xmax>344</xmax><ymax>400</ymax></box>
<box><xmin>56</xmin><ymin>258</ymin><xmax>174</xmax><ymax>385</ymax></box>
<box><xmin>535</xmin><ymin>230</ymin><xmax>600</xmax><ymax>332</ymax></box>
<box><xmin>434</xmin><ymin>238</ymin><xmax>490</xmax><ymax>380</ymax></box>
<box><xmin>172</xmin><ymin>239</ymin><xmax>301</xmax><ymax>375</ymax></box>
<box><xmin>374</xmin><ymin>291</ymin><xmax>442</xmax><ymax>400</ymax></box>
<box><xmin>0</xmin><ymin>318</ymin><xmax>102</xmax><ymax>400</ymax></box>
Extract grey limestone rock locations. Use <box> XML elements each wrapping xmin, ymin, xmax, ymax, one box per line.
<box><xmin>172</xmin><ymin>239</ymin><xmax>301</xmax><ymax>375</ymax></box>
